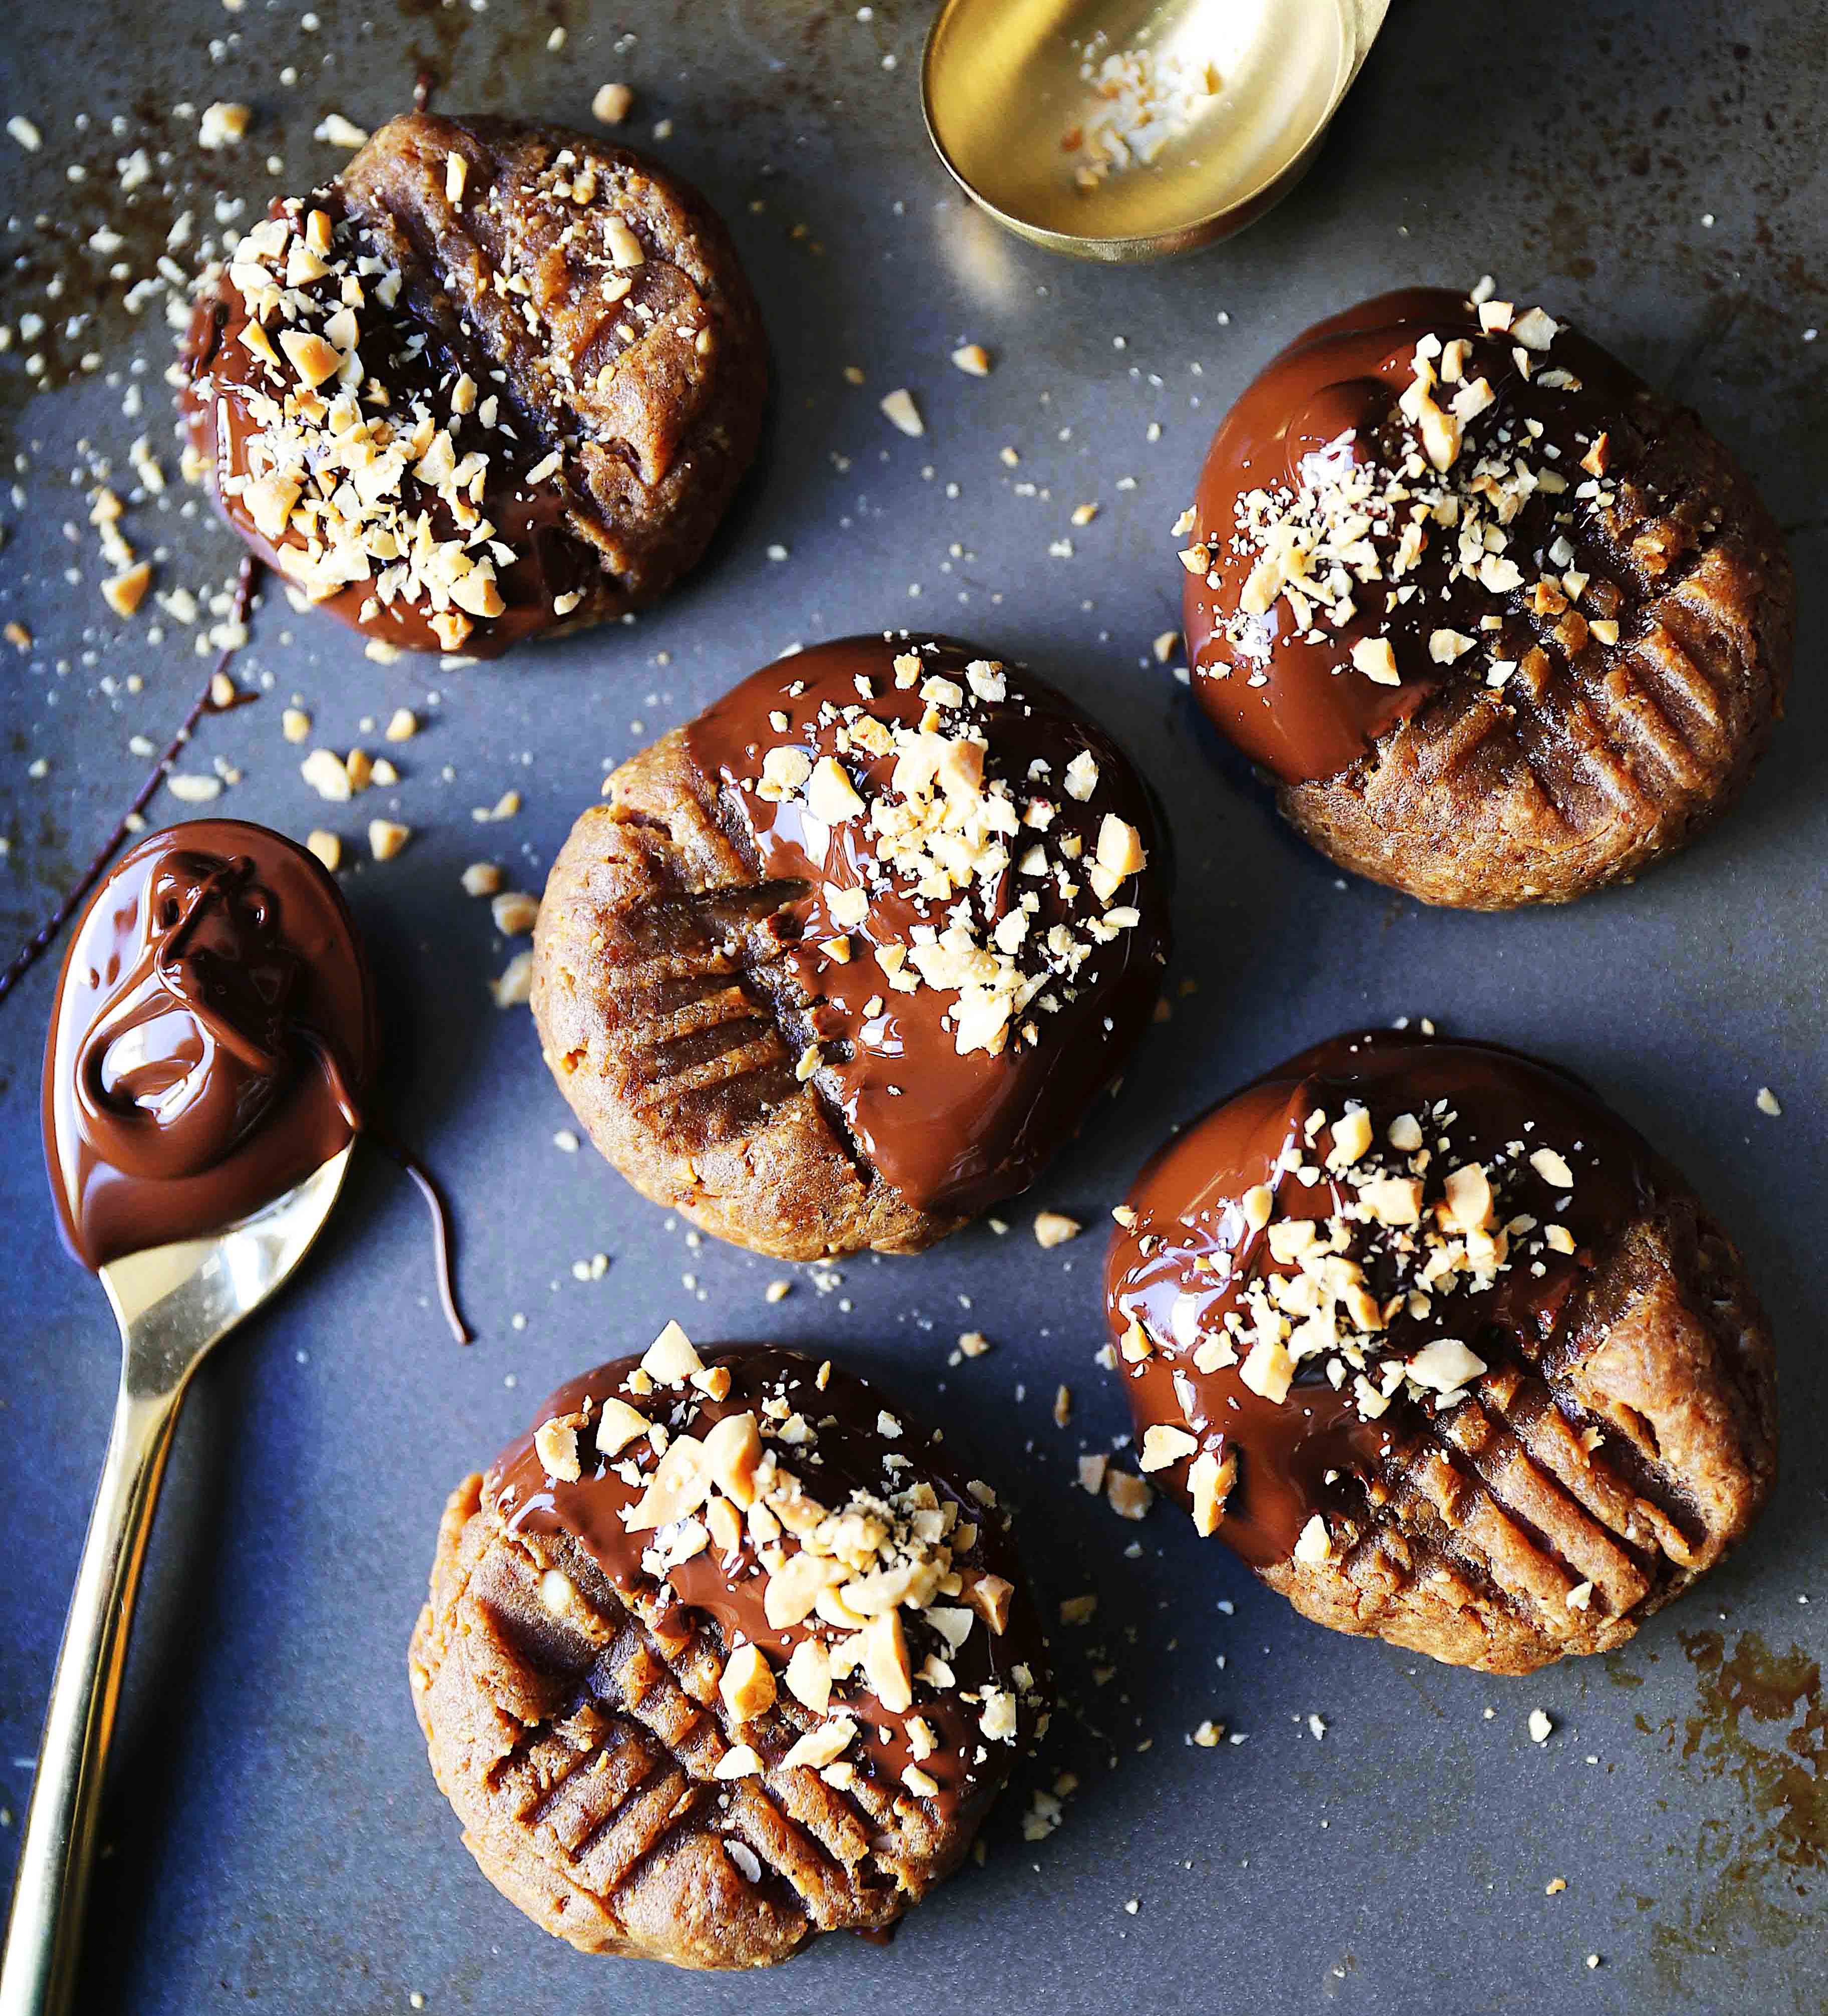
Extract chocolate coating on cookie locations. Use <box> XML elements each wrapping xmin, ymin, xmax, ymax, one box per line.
<box><xmin>683</xmin><ymin>636</ymin><xmax>1170</xmax><ymax>1216</ymax></box>
<box><xmin>531</xmin><ymin>636</ymin><xmax>1169</xmax><ymax>1258</ymax></box>
<box><xmin>1106</xmin><ymin>1029</ymin><xmax>1775</xmax><ymax>1673</ymax></box>
<box><xmin>43</xmin><ymin>820</ymin><xmax>375</xmax><ymax>1269</ymax></box>
<box><xmin>1180</xmin><ymin>288</ymin><xmax>1791</xmax><ymax>906</ymax></box>
<box><xmin>410</xmin><ymin>1334</ymin><xmax>1048</xmax><ymax>1967</ymax></box>
<box><xmin>181</xmin><ymin>113</ymin><xmax>764</xmax><ymax>655</ymax></box>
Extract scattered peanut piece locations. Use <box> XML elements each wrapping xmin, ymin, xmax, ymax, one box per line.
<box><xmin>305</xmin><ymin>830</ymin><xmax>342</xmax><ymax>871</ymax></box>
<box><xmin>314</xmin><ymin>112</ymin><xmax>369</xmax><ymax>149</ymax></box>
<box><xmin>1105</xmin><ymin>1469</ymin><xmax>1151</xmax><ymax>1521</ymax></box>
<box><xmin>951</xmin><ymin>343</ymin><xmax>991</xmax><ymax>377</ymax></box>
<box><xmin>101</xmin><ymin>562</ymin><xmax>152</xmax><ymax>618</ymax></box>
<box><xmin>384</xmin><ymin>707</ymin><xmax>418</xmax><ymax>741</ymax></box>
<box><xmin>1034</xmin><ymin>1210</ymin><xmax>1081</xmax><ymax>1249</ymax></box>
<box><xmin>198</xmin><ymin>101</ymin><xmax>251</xmax><ymax>150</ymax></box>
<box><xmin>491</xmin><ymin>891</ymin><xmax>540</xmax><ymax>935</ymax></box>
<box><xmin>300</xmin><ymin>748</ymin><xmax>352</xmax><ymax>801</ymax></box>
<box><xmin>491</xmin><ymin>951</ymin><xmax>534</xmax><ymax>1007</ymax></box>
<box><xmin>879</xmin><ymin>388</ymin><xmax>924</xmax><ymax>437</ymax></box>
<box><xmin>282</xmin><ymin>707</ymin><xmax>312</xmax><ymax>743</ymax></box>
<box><xmin>592</xmin><ymin>82</ymin><xmax>634</xmax><ymax>125</ymax></box>
<box><xmin>461</xmin><ymin>861</ymin><xmax>503</xmax><ymax>897</ymax></box>
<box><xmin>368</xmin><ymin>819</ymin><xmax>411</xmax><ymax>862</ymax></box>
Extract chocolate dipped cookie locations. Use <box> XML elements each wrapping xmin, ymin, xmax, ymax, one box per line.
<box><xmin>1178</xmin><ymin>286</ymin><xmax>1791</xmax><ymax>907</ymax></box>
<box><xmin>181</xmin><ymin>112</ymin><xmax>765</xmax><ymax>655</ymax></box>
<box><xmin>531</xmin><ymin>634</ymin><xmax>1171</xmax><ymax>1257</ymax></box>
<box><xmin>1105</xmin><ymin>1028</ymin><xmax>1775</xmax><ymax>1674</ymax></box>
<box><xmin>409</xmin><ymin>1330</ymin><xmax>1049</xmax><ymax>1968</ymax></box>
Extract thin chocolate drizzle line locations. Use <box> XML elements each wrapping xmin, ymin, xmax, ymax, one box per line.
<box><xmin>313</xmin><ymin>1038</ymin><xmax>470</xmax><ymax>1345</ymax></box>
<box><xmin>372</xmin><ymin>1135</ymin><xmax>470</xmax><ymax>1344</ymax></box>
<box><xmin>0</xmin><ymin>556</ymin><xmax>262</xmax><ymax>1008</ymax></box>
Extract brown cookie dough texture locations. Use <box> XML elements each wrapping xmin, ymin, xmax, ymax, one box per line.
<box><xmin>409</xmin><ymin>1333</ymin><xmax>1048</xmax><ymax>1969</ymax></box>
<box><xmin>531</xmin><ymin>634</ymin><xmax>1171</xmax><ymax>1258</ymax></box>
<box><xmin>180</xmin><ymin>111</ymin><xmax>765</xmax><ymax>655</ymax></box>
<box><xmin>1106</xmin><ymin>1029</ymin><xmax>1775</xmax><ymax>1675</ymax></box>
<box><xmin>1180</xmin><ymin>287</ymin><xmax>1792</xmax><ymax>908</ymax></box>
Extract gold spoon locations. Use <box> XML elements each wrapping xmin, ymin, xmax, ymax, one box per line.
<box><xmin>0</xmin><ymin>1148</ymin><xmax>352</xmax><ymax>2016</ymax></box>
<box><xmin>923</xmin><ymin>0</ymin><xmax>1389</xmax><ymax>260</ymax></box>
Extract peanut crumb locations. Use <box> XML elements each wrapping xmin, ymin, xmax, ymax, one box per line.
<box><xmin>879</xmin><ymin>388</ymin><xmax>924</xmax><ymax>437</ymax></box>
<box><xmin>592</xmin><ymin>82</ymin><xmax>634</xmax><ymax>125</ymax></box>
<box><xmin>491</xmin><ymin>891</ymin><xmax>540</xmax><ymax>936</ymax></box>
<box><xmin>491</xmin><ymin>951</ymin><xmax>534</xmax><ymax>1008</ymax></box>
<box><xmin>300</xmin><ymin>748</ymin><xmax>352</xmax><ymax>801</ymax></box>
<box><xmin>101</xmin><ymin>562</ymin><xmax>152</xmax><ymax>618</ymax></box>
<box><xmin>1105</xmin><ymin>1469</ymin><xmax>1151</xmax><ymax>1521</ymax></box>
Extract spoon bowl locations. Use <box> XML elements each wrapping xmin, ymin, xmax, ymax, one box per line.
<box><xmin>0</xmin><ymin>1146</ymin><xmax>353</xmax><ymax>2016</ymax></box>
<box><xmin>922</xmin><ymin>0</ymin><xmax>1388</xmax><ymax>261</ymax></box>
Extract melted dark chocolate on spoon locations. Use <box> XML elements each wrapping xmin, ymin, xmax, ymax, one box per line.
<box><xmin>42</xmin><ymin>818</ymin><xmax>469</xmax><ymax>1340</ymax></box>
<box><xmin>44</xmin><ymin>820</ymin><xmax>378</xmax><ymax>1272</ymax></box>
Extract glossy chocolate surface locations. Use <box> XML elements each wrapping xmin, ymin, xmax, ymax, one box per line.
<box><xmin>43</xmin><ymin>820</ymin><xmax>377</xmax><ymax>1271</ymax></box>
<box><xmin>683</xmin><ymin>635</ymin><xmax>1171</xmax><ymax>1217</ymax></box>
<box><xmin>1105</xmin><ymin>1028</ymin><xmax>1668</xmax><ymax>1568</ymax></box>
<box><xmin>1182</xmin><ymin>288</ymin><xmax>1646</xmax><ymax>784</ymax></box>
<box><xmin>179</xmin><ymin>193</ymin><xmax>598</xmax><ymax>659</ymax></box>
<box><xmin>490</xmin><ymin>1344</ymin><xmax>1047</xmax><ymax>1823</ymax></box>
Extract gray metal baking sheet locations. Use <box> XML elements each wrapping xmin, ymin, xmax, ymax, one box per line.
<box><xmin>2</xmin><ymin>1</ymin><xmax>1824</xmax><ymax>2010</ymax></box>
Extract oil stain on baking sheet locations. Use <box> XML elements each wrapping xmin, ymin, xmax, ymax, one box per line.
<box><xmin>1631</xmin><ymin>1629</ymin><xmax>1826</xmax><ymax>2008</ymax></box>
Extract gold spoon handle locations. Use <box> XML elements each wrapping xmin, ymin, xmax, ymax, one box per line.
<box><xmin>0</xmin><ymin>1379</ymin><xmax>185</xmax><ymax>2016</ymax></box>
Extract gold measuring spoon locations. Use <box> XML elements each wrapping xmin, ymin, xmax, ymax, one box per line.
<box><xmin>923</xmin><ymin>0</ymin><xmax>1389</xmax><ymax>259</ymax></box>
<box><xmin>0</xmin><ymin>1151</ymin><xmax>353</xmax><ymax>2016</ymax></box>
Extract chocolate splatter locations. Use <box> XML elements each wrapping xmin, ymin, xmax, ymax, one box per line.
<box><xmin>1638</xmin><ymin>1629</ymin><xmax>1826</xmax><ymax>2005</ymax></box>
